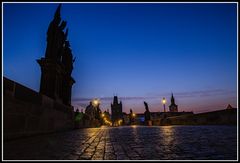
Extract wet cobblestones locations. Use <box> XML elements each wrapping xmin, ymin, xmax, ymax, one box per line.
<box><xmin>3</xmin><ymin>125</ymin><xmax>237</xmax><ymax>160</ymax></box>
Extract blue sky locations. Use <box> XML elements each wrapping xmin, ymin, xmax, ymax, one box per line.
<box><xmin>3</xmin><ymin>3</ymin><xmax>237</xmax><ymax>113</ymax></box>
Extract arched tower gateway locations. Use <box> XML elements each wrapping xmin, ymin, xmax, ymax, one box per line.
<box><xmin>37</xmin><ymin>4</ymin><xmax>75</xmax><ymax>106</ymax></box>
<box><xmin>111</xmin><ymin>96</ymin><xmax>123</xmax><ymax>126</ymax></box>
<box><xmin>169</xmin><ymin>93</ymin><xmax>178</xmax><ymax>112</ymax></box>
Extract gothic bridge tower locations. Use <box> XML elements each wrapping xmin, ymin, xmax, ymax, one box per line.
<box><xmin>111</xmin><ymin>96</ymin><xmax>123</xmax><ymax>126</ymax></box>
<box><xmin>37</xmin><ymin>4</ymin><xmax>75</xmax><ymax>106</ymax></box>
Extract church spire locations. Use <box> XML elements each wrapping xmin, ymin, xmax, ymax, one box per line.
<box><xmin>171</xmin><ymin>93</ymin><xmax>175</xmax><ymax>105</ymax></box>
<box><xmin>169</xmin><ymin>93</ymin><xmax>178</xmax><ymax>112</ymax></box>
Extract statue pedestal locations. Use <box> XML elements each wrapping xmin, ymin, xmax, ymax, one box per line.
<box><xmin>37</xmin><ymin>58</ymin><xmax>75</xmax><ymax>106</ymax></box>
<box><xmin>37</xmin><ymin>58</ymin><xmax>64</xmax><ymax>102</ymax></box>
<box><xmin>145</xmin><ymin>120</ymin><xmax>152</xmax><ymax>126</ymax></box>
<box><xmin>62</xmin><ymin>76</ymin><xmax>75</xmax><ymax>106</ymax></box>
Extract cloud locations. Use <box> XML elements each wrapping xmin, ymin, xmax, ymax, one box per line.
<box><xmin>72</xmin><ymin>96</ymin><xmax>148</xmax><ymax>102</ymax></box>
<box><xmin>72</xmin><ymin>97</ymin><xmax>93</xmax><ymax>102</ymax></box>
<box><xmin>71</xmin><ymin>96</ymin><xmax>154</xmax><ymax>110</ymax></box>
<box><xmin>174</xmin><ymin>89</ymin><xmax>236</xmax><ymax>98</ymax></box>
<box><xmin>74</xmin><ymin>102</ymin><xmax>88</xmax><ymax>108</ymax></box>
<box><xmin>145</xmin><ymin>89</ymin><xmax>236</xmax><ymax>99</ymax></box>
<box><xmin>72</xmin><ymin>89</ymin><xmax>236</xmax><ymax>104</ymax></box>
<box><xmin>71</xmin><ymin>89</ymin><xmax>236</xmax><ymax>113</ymax></box>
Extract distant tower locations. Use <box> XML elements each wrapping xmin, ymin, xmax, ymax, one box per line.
<box><xmin>226</xmin><ymin>104</ymin><xmax>233</xmax><ymax>109</ymax></box>
<box><xmin>169</xmin><ymin>93</ymin><xmax>178</xmax><ymax>112</ymax></box>
<box><xmin>111</xmin><ymin>96</ymin><xmax>123</xmax><ymax>125</ymax></box>
<box><xmin>37</xmin><ymin>4</ymin><xmax>75</xmax><ymax>106</ymax></box>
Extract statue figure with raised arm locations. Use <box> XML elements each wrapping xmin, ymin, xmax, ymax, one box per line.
<box><xmin>144</xmin><ymin>101</ymin><xmax>151</xmax><ymax>122</ymax></box>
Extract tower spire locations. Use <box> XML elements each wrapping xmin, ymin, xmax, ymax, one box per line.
<box><xmin>171</xmin><ymin>93</ymin><xmax>175</xmax><ymax>104</ymax></box>
<box><xmin>113</xmin><ymin>96</ymin><xmax>118</xmax><ymax>104</ymax></box>
<box><xmin>169</xmin><ymin>93</ymin><xmax>178</xmax><ymax>112</ymax></box>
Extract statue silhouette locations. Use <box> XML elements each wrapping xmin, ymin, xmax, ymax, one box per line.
<box><xmin>56</xmin><ymin>21</ymin><xmax>67</xmax><ymax>62</ymax></box>
<box><xmin>45</xmin><ymin>4</ymin><xmax>67</xmax><ymax>62</ymax></box>
<box><xmin>144</xmin><ymin>101</ymin><xmax>151</xmax><ymax>121</ymax></box>
<box><xmin>62</xmin><ymin>40</ymin><xmax>74</xmax><ymax>75</ymax></box>
<box><xmin>45</xmin><ymin>4</ymin><xmax>61</xmax><ymax>60</ymax></box>
<box><xmin>38</xmin><ymin>3</ymin><xmax>75</xmax><ymax>106</ymax></box>
<box><xmin>129</xmin><ymin>109</ymin><xmax>133</xmax><ymax>124</ymax></box>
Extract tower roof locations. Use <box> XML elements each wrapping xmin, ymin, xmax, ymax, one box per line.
<box><xmin>113</xmin><ymin>96</ymin><xmax>118</xmax><ymax>104</ymax></box>
<box><xmin>226</xmin><ymin>104</ymin><xmax>233</xmax><ymax>109</ymax></box>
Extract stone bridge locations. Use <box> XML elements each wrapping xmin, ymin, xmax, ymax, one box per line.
<box><xmin>4</xmin><ymin>125</ymin><xmax>237</xmax><ymax>160</ymax></box>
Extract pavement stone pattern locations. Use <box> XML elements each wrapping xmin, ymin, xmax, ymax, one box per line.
<box><xmin>3</xmin><ymin>125</ymin><xmax>237</xmax><ymax>160</ymax></box>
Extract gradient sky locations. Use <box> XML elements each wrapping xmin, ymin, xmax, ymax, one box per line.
<box><xmin>3</xmin><ymin>3</ymin><xmax>237</xmax><ymax>114</ymax></box>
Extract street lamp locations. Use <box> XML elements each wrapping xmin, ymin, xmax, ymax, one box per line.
<box><xmin>92</xmin><ymin>98</ymin><xmax>100</xmax><ymax>107</ymax></box>
<box><xmin>162</xmin><ymin>97</ymin><xmax>166</xmax><ymax>112</ymax></box>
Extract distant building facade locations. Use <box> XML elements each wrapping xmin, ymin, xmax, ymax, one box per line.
<box><xmin>84</xmin><ymin>100</ymin><xmax>102</xmax><ymax>127</ymax></box>
<box><xmin>103</xmin><ymin>109</ymin><xmax>111</xmax><ymax>120</ymax></box>
<box><xmin>111</xmin><ymin>96</ymin><xmax>123</xmax><ymax>126</ymax></box>
<box><xmin>85</xmin><ymin>102</ymin><xmax>96</xmax><ymax>121</ymax></box>
<box><xmin>169</xmin><ymin>93</ymin><xmax>178</xmax><ymax>112</ymax></box>
<box><xmin>122</xmin><ymin>112</ymin><xmax>130</xmax><ymax>125</ymax></box>
<box><xmin>102</xmin><ymin>109</ymin><xmax>111</xmax><ymax>126</ymax></box>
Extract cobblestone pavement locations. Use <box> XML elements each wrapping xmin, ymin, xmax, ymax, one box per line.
<box><xmin>3</xmin><ymin>125</ymin><xmax>237</xmax><ymax>160</ymax></box>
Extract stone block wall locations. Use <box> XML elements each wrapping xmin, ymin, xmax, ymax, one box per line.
<box><xmin>161</xmin><ymin>109</ymin><xmax>237</xmax><ymax>125</ymax></box>
<box><xmin>3</xmin><ymin>77</ymin><xmax>75</xmax><ymax>140</ymax></box>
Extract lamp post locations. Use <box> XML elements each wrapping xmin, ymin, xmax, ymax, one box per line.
<box><xmin>162</xmin><ymin>97</ymin><xmax>166</xmax><ymax>112</ymax></box>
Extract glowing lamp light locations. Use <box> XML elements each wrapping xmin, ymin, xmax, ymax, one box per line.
<box><xmin>132</xmin><ymin>113</ymin><xmax>136</xmax><ymax>117</ymax></box>
<box><xmin>102</xmin><ymin>113</ymin><xmax>105</xmax><ymax>117</ymax></box>
<box><xmin>162</xmin><ymin>98</ymin><xmax>166</xmax><ymax>104</ymax></box>
<box><xmin>92</xmin><ymin>99</ymin><xmax>100</xmax><ymax>107</ymax></box>
<box><xmin>118</xmin><ymin>119</ymin><xmax>123</xmax><ymax>125</ymax></box>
